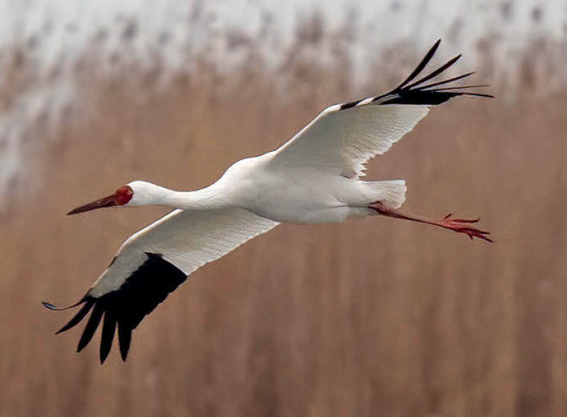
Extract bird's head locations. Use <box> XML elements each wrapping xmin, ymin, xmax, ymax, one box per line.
<box><xmin>67</xmin><ymin>181</ymin><xmax>163</xmax><ymax>215</ymax></box>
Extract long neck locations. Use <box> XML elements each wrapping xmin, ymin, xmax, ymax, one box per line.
<box><xmin>151</xmin><ymin>185</ymin><xmax>228</xmax><ymax>211</ymax></box>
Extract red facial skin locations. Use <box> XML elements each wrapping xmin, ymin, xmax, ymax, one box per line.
<box><xmin>67</xmin><ymin>185</ymin><xmax>134</xmax><ymax>215</ymax></box>
<box><xmin>115</xmin><ymin>185</ymin><xmax>134</xmax><ymax>206</ymax></box>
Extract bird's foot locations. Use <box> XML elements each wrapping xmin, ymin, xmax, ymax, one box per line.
<box><xmin>436</xmin><ymin>214</ymin><xmax>493</xmax><ymax>242</ymax></box>
<box><xmin>369</xmin><ymin>202</ymin><xmax>493</xmax><ymax>243</ymax></box>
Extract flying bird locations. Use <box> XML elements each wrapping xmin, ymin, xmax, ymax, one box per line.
<box><xmin>43</xmin><ymin>39</ymin><xmax>493</xmax><ymax>363</ymax></box>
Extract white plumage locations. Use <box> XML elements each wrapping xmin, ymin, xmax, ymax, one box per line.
<box><xmin>89</xmin><ymin>208</ymin><xmax>279</xmax><ymax>297</ymax></box>
<box><xmin>43</xmin><ymin>39</ymin><xmax>492</xmax><ymax>363</ymax></box>
<box><xmin>275</xmin><ymin>103</ymin><xmax>430</xmax><ymax>178</ymax></box>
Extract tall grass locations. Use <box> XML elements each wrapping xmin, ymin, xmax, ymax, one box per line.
<box><xmin>1</xmin><ymin>37</ymin><xmax>567</xmax><ymax>417</ymax></box>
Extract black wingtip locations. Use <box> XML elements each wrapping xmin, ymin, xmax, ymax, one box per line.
<box><xmin>118</xmin><ymin>321</ymin><xmax>132</xmax><ymax>362</ymax></box>
<box><xmin>77</xmin><ymin>306</ymin><xmax>104</xmax><ymax>353</ymax></box>
<box><xmin>378</xmin><ymin>42</ymin><xmax>491</xmax><ymax>106</ymax></box>
<box><xmin>55</xmin><ymin>298</ymin><xmax>95</xmax><ymax>335</ymax></box>
<box><xmin>418</xmin><ymin>72</ymin><xmax>475</xmax><ymax>90</ymax></box>
<box><xmin>464</xmin><ymin>92</ymin><xmax>494</xmax><ymax>99</ymax></box>
<box><xmin>42</xmin><ymin>292</ymin><xmax>90</xmax><ymax>312</ymax></box>
<box><xmin>403</xmin><ymin>53</ymin><xmax>462</xmax><ymax>91</ymax></box>
<box><xmin>382</xmin><ymin>90</ymin><xmax>493</xmax><ymax>106</ymax></box>
<box><xmin>428</xmin><ymin>84</ymin><xmax>489</xmax><ymax>91</ymax></box>
<box><xmin>48</xmin><ymin>253</ymin><xmax>189</xmax><ymax>363</ymax></box>
<box><xmin>42</xmin><ymin>300</ymin><xmax>83</xmax><ymax>311</ymax></box>
<box><xmin>394</xmin><ymin>39</ymin><xmax>442</xmax><ymax>91</ymax></box>
<box><xmin>99</xmin><ymin>312</ymin><xmax>117</xmax><ymax>364</ymax></box>
<box><xmin>42</xmin><ymin>301</ymin><xmax>60</xmax><ymax>311</ymax></box>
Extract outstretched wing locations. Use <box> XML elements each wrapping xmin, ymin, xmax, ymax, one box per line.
<box><xmin>43</xmin><ymin>208</ymin><xmax>278</xmax><ymax>363</ymax></box>
<box><xmin>271</xmin><ymin>39</ymin><xmax>492</xmax><ymax>179</ymax></box>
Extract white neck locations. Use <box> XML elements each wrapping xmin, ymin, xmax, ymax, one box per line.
<box><xmin>129</xmin><ymin>181</ymin><xmax>228</xmax><ymax>211</ymax></box>
<box><xmin>161</xmin><ymin>187</ymin><xmax>227</xmax><ymax>211</ymax></box>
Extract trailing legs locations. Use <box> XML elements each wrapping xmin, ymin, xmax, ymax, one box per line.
<box><xmin>369</xmin><ymin>201</ymin><xmax>492</xmax><ymax>242</ymax></box>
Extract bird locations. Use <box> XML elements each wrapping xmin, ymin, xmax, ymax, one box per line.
<box><xmin>43</xmin><ymin>39</ymin><xmax>493</xmax><ymax>364</ymax></box>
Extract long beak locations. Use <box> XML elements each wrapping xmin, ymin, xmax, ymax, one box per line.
<box><xmin>67</xmin><ymin>193</ymin><xmax>120</xmax><ymax>215</ymax></box>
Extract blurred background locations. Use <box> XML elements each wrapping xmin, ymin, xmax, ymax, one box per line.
<box><xmin>1</xmin><ymin>0</ymin><xmax>567</xmax><ymax>416</ymax></box>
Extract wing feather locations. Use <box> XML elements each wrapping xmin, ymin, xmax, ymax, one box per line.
<box><xmin>273</xmin><ymin>104</ymin><xmax>429</xmax><ymax>178</ymax></box>
<box><xmin>45</xmin><ymin>208</ymin><xmax>278</xmax><ymax>362</ymax></box>
<box><xmin>271</xmin><ymin>40</ymin><xmax>491</xmax><ymax>179</ymax></box>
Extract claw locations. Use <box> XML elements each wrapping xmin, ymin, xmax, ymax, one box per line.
<box><xmin>474</xmin><ymin>232</ymin><xmax>494</xmax><ymax>243</ymax></box>
<box><xmin>438</xmin><ymin>215</ymin><xmax>493</xmax><ymax>243</ymax></box>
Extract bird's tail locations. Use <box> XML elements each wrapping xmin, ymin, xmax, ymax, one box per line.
<box><xmin>363</xmin><ymin>180</ymin><xmax>407</xmax><ymax>209</ymax></box>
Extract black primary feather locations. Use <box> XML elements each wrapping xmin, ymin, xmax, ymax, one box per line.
<box><xmin>100</xmin><ymin>311</ymin><xmax>117</xmax><ymax>363</ymax></box>
<box><xmin>393</xmin><ymin>38</ymin><xmax>441</xmax><ymax>91</ymax></box>
<box><xmin>416</xmin><ymin>72</ymin><xmax>475</xmax><ymax>90</ymax></box>
<box><xmin>401</xmin><ymin>54</ymin><xmax>462</xmax><ymax>91</ymax></box>
<box><xmin>335</xmin><ymin>39</ymin><xmax>492</xmax><ymax>111</ymax></box>
<box><xmin>43</xmin><ymin>252</ymin><xmax>187</xmax><ymax>364</ymax></box>
<box><xmin>379</xmin><ymin>40</ymin><xmax>493</xmax><ymax>105</ymax></box>
<box><xmin>54</xmin><ymin>299</ymin><xmax>95</xmax><ymax>334</ymax></box>
<box><xmin>77</xmin><ymin>305</ymin><xmax>104</xmax><ymax>352</ymax></box>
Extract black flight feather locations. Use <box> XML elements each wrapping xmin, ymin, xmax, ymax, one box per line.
<box><xmin>400</xmin><ymin>54</ymin><xmax>462</xmax><ymax>91</ymax></box>
<box><xmin>393</xmin><ymin>38</ymin><xmax>441</xmax><ymax>91</ymax></box>
<box><xmin>416</xmin><ymin>72</ymin><xmax>475</xmax><ymax>90</ymax></box>
<box><xmin>118</xmin><ymin>321</ymin><xmax>132</xmax><ymax>362</ymax></box>
<box><xmin>338</xmin><ymin>39</ymin><xmax>492</xmax><ymax>111</ymax></box>
<box><xmin>100</xmin><ymin>311</ymin><xmax>117</xmax><ymax>363</ymax></box>
<box><xmin>55</xmin><ymin>299</ymin><xmax>95</xmax><ymax>334</ymax></box>
<box><xmin>43</xmin><ymin>252</ymin><xmax>187</xmax><ymax>364</ymax></box>
<box><xmin>77</xmin><ymin>305</ymin><xmax>104</xmax><ymax>352</ymax></box>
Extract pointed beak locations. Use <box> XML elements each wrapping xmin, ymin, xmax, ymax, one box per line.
<box><xmin>67</xmin><ymin>192</ymin><xmax>120</xmax><ymax>215</ymax></box>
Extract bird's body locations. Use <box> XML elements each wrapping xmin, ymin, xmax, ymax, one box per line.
<box><xmin>44</xmin><ymin>40</ymin><xmax>493</xmax><ymax>363</ymax></box>
<box><xmin>216</xmin><ymin>153</ymin><xmax>375</xmax><ymax>224</ymax></box>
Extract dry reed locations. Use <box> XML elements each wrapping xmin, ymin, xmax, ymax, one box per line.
<box><xmin>1</xmin><ymin>34</ymin><xmax>567</xmax><ymax>417</ymax></box>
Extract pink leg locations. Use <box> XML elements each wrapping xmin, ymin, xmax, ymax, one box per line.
<box><xmin>369</xmin><ymin>201</ymin><xmax>493</xmax><ymax>243</ymax></box>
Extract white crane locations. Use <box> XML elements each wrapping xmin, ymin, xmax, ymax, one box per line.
<box><xmin>43</xmin><ymin>40</ymin><xmax>492</xmax><ymax>363</ymax></box>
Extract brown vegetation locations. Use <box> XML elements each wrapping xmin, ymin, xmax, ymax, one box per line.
<box><xmin>1</xmin><ymin>42</ymin><xmax>567</xmax><ymax>417</ymax></box>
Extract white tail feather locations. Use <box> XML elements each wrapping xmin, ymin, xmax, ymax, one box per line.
<box><xmin>365</xmin><ymin>180</ymin><xmax>407</xmax><ymax>209</ymax></box>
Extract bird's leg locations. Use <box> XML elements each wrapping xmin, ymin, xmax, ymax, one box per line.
<box><xmin>369</xmin><ymin>201</ymin><xmax>493</xmax><ymax>242</ymax></box>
